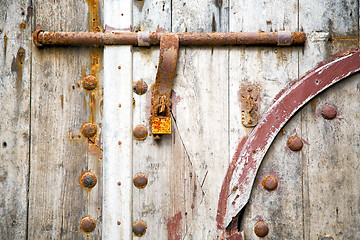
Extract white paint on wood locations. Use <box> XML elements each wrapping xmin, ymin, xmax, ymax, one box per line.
<box><xmin>103</xmin><ymin>0</ymin><xmax>133</xmax><ymax>239</ymax></box>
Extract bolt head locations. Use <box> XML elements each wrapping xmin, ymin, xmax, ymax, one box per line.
<box><xmin>321</xmin><ymin>105</ymin><xmax>337</xmax><ymax>120</ymax></box>
<box><xmin>133</xmin><ymin>125</ymin><xmax>148</xmax><ymax>141</ymax></box>
<box><xmin>133</xmin><ymin>79</ymin><xmax>148</xmax><ymax>95</ymax></box>
<box><xmin>81</xmin><ymin>122</ymin><xmax>97</xmax><ymax>138</ymax></box>
<box><xmin>80</xmin><ymin>216</ymin><xmax>96</xmax><ymax>233</ymax></box>
<box><xmin>80</xmin><ymin>171</ymin><xmax>97</xmax><ymax>188</ymax></box>
<box><xmin>82</xmin><ymin>75</ymin><xmax>97</xmax><ymax>90</ymax></box>
<box><xmin>132</xmin><ymin>220</ymin><xmax>147</xmax><ymax>237</ymax></box>
<box><xmin>133</xmin><ymin>173</ymin><xmax>148</xmax><ymax>189</ymax></box>
<box><xmin>254</xmin><ymin>221</ymin><xmax>269</xmax><ymax>237</ymax></box>
<box><xmin>261</xmin><ymin>175</ymin><xmax>278</xmax><ymax>191</ymax></box>
<box><xmin>287</xmin><ymin>136</ymin><xmax>303</xmax><ymax>151</ymax></box>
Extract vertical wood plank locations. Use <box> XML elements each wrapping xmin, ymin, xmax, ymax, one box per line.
<box><xmin>132</xmin><ymin>1</ymin><xmax>173</xmax><ymax>239</ymax></box>
<box><xmin>103</xmin><ymin>1</ymin><xmax>133</xmax><ymax>239</ymax></box>
<box><xmin>229</xmin><ymin>0</ymin><xmax>304</xmax><ymax>239</ymax></box>
<box><xmin>0</xmin><ymin>1</ymin><xmax>32</xmax><ymax>239</ymax></box>
<box><xmin>171</xmin><ymin>0</ymin><xmax>229</xmax><ymax>238</ymax></box>
<box><xmin>29</xmin><ymin>1</ymin><xmax>103</xmax><ymax>239</ymax></box>
<box><xmin>299</xmin><ymin>0</ymin><xmax>359</xmax><ymax>239</ymax></box>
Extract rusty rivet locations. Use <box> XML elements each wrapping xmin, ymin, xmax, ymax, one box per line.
<box><xmin>82</xmin><ymin>75</ymin><xmax>97</xmax><ymax>90</ymax></box>
<box><xmin>80</xmin><ymin>171</ymin><xmax>97</xmax><ymax>188</ymax></box>
<box><xmin>321</xmin><ymin>105</ymin><xmax>337</xmax><ymax>120</ymax></box>
<box><xmin>287</xmin><ymin>136</ymin><xmax>303</xmax><ymax>151</ymax></box>
<box><xmin>261</xmin><ymin>175</ymin><xmax>278</xmax><ymax>191</ymax></box>
<box><xmin>80</xmin><ymin>216</ymin><xmax>96</xmax><ymax>233</ymax></box>
<box><xmin>133</xmin><ymin>172</ymin><xmax>148</xmax><ymax>189</ymax></box>
<box><xmin>133</xmin><ymin>125</ymin><xmax>148</xmax><ymax>140</ymax></box>
<box><xmin>132</xmin><ymin>220</ymin><xmax>147</xmax><ymax>237</ymax></box>
<box><xmin>133</xmin><ymin>79</ymin><xmax>148</xmax><ymax>95</ymax></box>
<box><xmin>81</xmin><ymin>122</ymin><xmax>97</xmax><ymax>138</ymax></box>
<box><xmin>254</xmin><ymin>221</ymin><xmax>269</xmax><ymax>237</ymax></box>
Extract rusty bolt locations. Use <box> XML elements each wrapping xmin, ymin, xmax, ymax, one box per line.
<box><xmin>254</xmin><ymin>221</ymin><xmax>269</xmax><ymax>237</ymax></box>
<box><xmin>133</xmin><ymin>125</ymin><xmax>148</xmax><ymax>140</ymax></box>
<box><xmin>132</xmin><ymin>220</ymin><xmax>147</xmax><ymax>237</ymax></box>
<box><xmin>81</xmin><ymin>122</ymin><xmax>97</xmax><ymax>138</ymax></box>
<box><xmin>321</xmin><ymin>105</ymin><xmax>337</xmax><ymax>120</ymax></box>
<box><xmin>261</xmin><ymin>175</ymin><xmax>278</xmax><ymax>191</ymax></box>
<box><xmin>80</xmin><ymin>171</ymin><xmax>97</xmax><ymax>188</ymax></box>
<box><xmin>82</xmin><ymin>75</ymin><xmax>97</xmax><ymax>90</ymax></box>
<box><xmin>287</xmin><ymin>136</ymin><xmax>303</xmax><ymax>151</ymax></box>
<box><xmin>133</xmin><ymin>79</ymin><xmax>148</xmax><ymax>95</ymax></box>
<box><xmin>80</xmin><ymin>216</ymin><xmax>96</xmax><ymax>233</ymax></box>
<box><xmin>133</xmin><ymin>172</ymin><xmax>148</xmax><ymax>189</ymax></box>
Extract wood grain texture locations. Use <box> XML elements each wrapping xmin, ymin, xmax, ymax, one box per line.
<box><xmin>29</xmin><ymin>0</ymin><xmax>103</xmax><ymax>239</ymax></box>
<box><xmin>172</xmin><ymin>0</ymin><xmax>229</xmax><ymax>239</ymax></box>
<box><xmin>0</xmin><ymin>1</ymin><xmax>32</xmax><ymax>239</ymax></box>
<box><xmin>299</xmin><ymin>0</ymin><xmax>359</xmax><ymax>239</ymax></box>
<box><xmin>229</xmin><ymin>0</ymin><xmax>302</xmax><ymax>238</ymax></box>
<box><xmin>132</xmin><ymin>1</ymin><xmax>174</xmax><ymax>239</ymax></box>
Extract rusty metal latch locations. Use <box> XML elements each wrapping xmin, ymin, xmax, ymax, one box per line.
<box><xmin>150</xmin><ymin>34</ymin><xmax>179</xmax><ymax>139</ymax></box>
<box><xmin>33</xmin><ymin>30</ymin><xmax>306</xmax><ymax>139</ymax></box>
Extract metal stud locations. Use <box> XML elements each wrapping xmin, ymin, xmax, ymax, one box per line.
<box><xmin>321</xmin><ymin>105</ymin><xmax>337</xmax><ymax>120</ymax></box>
<box><xmin>81</xmin><ymin>122</ymin><xmax>97</xmax><ymax>138</ymax></box>
<box><xmin>132</xmin><ymin>220</ymin><xmax>147</xmax><ymax>237</ymax></box>
<box><xmin>261</xmin><ymin>175</ymin><xmax>278</xmax><ymax>191</ymax></box>
<box><xmin>254</xmin><ymin>221</ymin><xmax>269</xmax><ymax>237</ymax></box>
<box><xmin>133</xmin><ymin>125</ymin><xmax>148</xmax><ymax>141</ymax></box>
<box><xmin>80</xmin><ymin>216</ymin><xmax>96</xmax><ymax>233</ymax></box>
<box><xmin>133</xmin><ymin>173</ymin><xmax>148</xmax><ymax>189</ymax></box>
<box><xmin>287</xmin><ymin>136</ymin><xmax>303</xmax><ymax>151</ymax></box>
<box><xmin>133</xmin><ymin>79</ymin><xmax>148</xmax><ymax>95</ymax></box>
<box><xmin>80</xmin><ymin>171</ymin><xmax>97</xmax><ymax>188</ymax></box>
<box><xmin>82</xmin><ymin>75</ymin><xmax>98</xmax><ymax>90</ymax></box>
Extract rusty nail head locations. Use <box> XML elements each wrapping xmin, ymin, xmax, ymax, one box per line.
<box><xmin>133</xmin><ymin>172</ymin><xmax>148</xmax><ymax>189</ymax></box>
<box><xmin>261</xmin><ymin>175</ymin><xmax>278</xmax><ymax>191</ymax></box>
<box><xmin>81</xmin><ymin>122</ymin><xmax>97</xmax><ymax>138</ymax></box>
<box><xmin>132</xmin><ymin>220</ymin><xmax>147</xmax><ymax>237</ymax></box>
<box><xmin>133</xmin><ymin>79</ymin><xmax>148</xmax><ymax>95</ymax></box>
<box><xmin>321</xmin><ymin>105</ymin><xmax>337</xmax><ymax>120</ymax></box>
<box><xmin>287</xmin><ymin>136</ymin><xmax>303</xmax><ymax>151</ymax></box>
<box><xmin>80</xmin><ymin>171</ymin><xmax>97</xmax><ymax>188</ymax></box>
<box><xmin>133</xmin><ymin>125</ymin><xmax>148</xmax><ymax>140</ymax></box>
<box><xmin>254</xmin><ymin>221</ymin><xmax>269</xmax><ymax>237</ymax></box>
<box><xmin>80</xmin><ymin>216</ymin><xmax>96</xmax><ymax>233</ymax></box>
<box><xmin>82</xmin><ymin>75</ymin><xmax>97</xmax><ymax>90</ymax></box>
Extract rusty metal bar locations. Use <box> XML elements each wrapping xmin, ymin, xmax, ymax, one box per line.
<box><xmin>33</xmin><ymin>29</ymin><xmax>306</xmax><ymax>47</ymax></box>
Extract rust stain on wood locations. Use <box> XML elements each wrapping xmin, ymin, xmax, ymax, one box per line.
<box><xmin>86</xmin><ymin>0</ymin><xmax>102</xmax><ymax>32</ymax></box>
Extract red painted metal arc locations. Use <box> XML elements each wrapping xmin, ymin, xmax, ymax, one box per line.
<box><xmin>217</xmin><ymin>48</ymin><xmax>360</xmax><ymax>230</ymax></box>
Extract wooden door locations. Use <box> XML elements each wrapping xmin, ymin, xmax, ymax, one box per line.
<box><xmin>0</xmin><ymin>0</ymin><xmax>359</xmax><ymax>239</ymax></box>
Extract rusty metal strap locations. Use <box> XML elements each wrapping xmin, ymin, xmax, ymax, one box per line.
<box><xmin>150</xmin><ymin>34</ymin><xmax>180</xmax><ymax>139</ymax></box>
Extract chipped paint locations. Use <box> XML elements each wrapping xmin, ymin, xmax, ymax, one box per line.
<box><xmin>167</xmin><ymin>212</ymin><xmax>182</xmax><ymax>240</ymax></box>
<box><xmin>218</xmin><ymin>49</ymin><xmax>360</xmax><ymax>230</ymax></box>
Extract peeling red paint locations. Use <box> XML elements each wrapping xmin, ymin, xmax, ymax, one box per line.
<box><xmin>104</xmin><ymin>24</ymin><xmax>132</xmax><ymax>32</ymax></box>
<box><xmin>167</xmin><ymin>212</ymin><xmax>182</xmax><ymax>240</ymax></box>
<box><xmin>216</xmin><ymin>136</ymin><xmax>248</xmax><ymax>230</ymax></box>
<box><xmin>219</xmin><ymin>49</ymin><xmax>360</xmax><ymax>229</ymax></box>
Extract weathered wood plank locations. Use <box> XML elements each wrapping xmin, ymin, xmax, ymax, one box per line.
<box><xmin>0</xmin><ymin>1</ymin><xmax>32</xmax><ymax>239</ymax></box>
<box><xmin>132</xmin><ymin>1</ymin><xmax>173</xmax><ymax>239</ymax></box>
<box><xmin>103</xmin><ymin>1</ymin><xmax>133</xmax><ymax>239</ymax></box>
<box><xmin>299</xmin><ymin>0</ymin><xmax>359</xmax><ymax>239</ymax></box>
<box><xmin>228</xmin><ymin>0</ymin><xmax>302</xmax><ymax>239</ymax></box>
<box><xmin>171</xmin><ymin>0</ymin><xmax>229</xmax><ymax>238</ymax></box>
<box><xmin>29</xmin><ymin>1</ymin><xmax>103</xmax><ymax>239</ymax></box>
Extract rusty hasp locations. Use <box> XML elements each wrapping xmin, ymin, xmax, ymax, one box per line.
<box><xmin>240</xmin><ymin>83</ymin><xmax>260</xmax><ymax>127</ymax></box>
<box><xmin>217</xmin><ymin>48</ymin><xmax>360</xmax><ymax>232</ymax></box>
<box><xmin>33</xmin><ymin>29</ymin><xmax>306</xmax><ymax>47</ymax></box>
<box><xmin>150</xmin><ymin>34</ymin><xmax>179</xmax><ymax>139</ymax></box>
